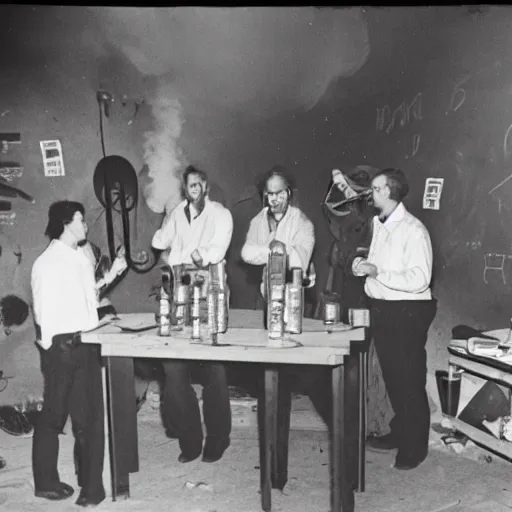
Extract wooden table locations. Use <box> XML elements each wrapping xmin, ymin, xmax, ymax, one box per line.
<box><xmin>448</xmin><ymin>328</ymin><xmax>512</xmax><ymax>460</ymax></box>
<box><xmin>82</xmin><ymin>309</ymin><xmax>369</xmax><ymax>512</ymax></box>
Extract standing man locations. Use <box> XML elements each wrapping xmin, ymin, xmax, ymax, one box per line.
<box><xmin>241</xmin><ymin>165</ymin><xmax>315</xmax><ymax>295</ymax></box>
<box><xmin>352</xmin><ymin>168</ymin><xmax>437</xmax><ymax>470</ymax></box>
<box><xmin>151</xmin><ymin>165</ymin><xmax>233</xmax><ymax>464</ymax></box>
<box><xmin>31</xmin><ymin>201</ymin><xmax>105</xmax><ymax>506</ymax></box>
<box><xmin>240</xmin><ymin>167</ymin><xmax>336</xmax><ymax>425</ymax></box>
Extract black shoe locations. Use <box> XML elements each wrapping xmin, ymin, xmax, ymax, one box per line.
<box><xmin>178</xmin><ymin>450</ymin><xmax>201</xmax><ymax>463</ymax></box>
<box><xmin>75</xmin><ymin>488</ymin><xmax>106</xmax><ymax>507</ymax></box>
<box><xmin>366</xmin><ymin>433</ymin><xmax>398</xmax><ymax>453</ymax></box>
<box><xmin>35</xmin><ymin>482</ymin><xmax>74</xmax><ymax>501</ymax></box>
<box><xmin>202</xmin><ymin>436</ymin><xmax>230</xmax><ymax>463</ymax></box>
<box><xmin>394</xmin><ymin>453</ymin><xmax>427</xmax><ymax>470</ymax></box>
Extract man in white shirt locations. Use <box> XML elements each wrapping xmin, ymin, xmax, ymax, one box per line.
<box><xmin>241</xmin><ymin>166</ymin><xmax>315</xmax><ymax>299</ymax></box>
<box><xmin>31</xmin><ymin>201</ymin><xmax>106</xmax><ymax>506</ymax></box>
<box><xmin>352</xmin><ymin>168</ymin><xmax>437</xmax><ymax>470</ymax></box>
<box><xmin>151</xmin><ymin>165</ymin><xmax>233</xmax><ymax>464</ymax></box>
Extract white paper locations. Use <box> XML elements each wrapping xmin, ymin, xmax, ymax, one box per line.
<box><xmin>423</xmin><ymin>177</ymin><xmax>444</xmax><ymax>210</ymax></box>
<box><xmin>40</xmin><ymin>140</ymin><xmax>65</xmax><ymax>177</ymax></box>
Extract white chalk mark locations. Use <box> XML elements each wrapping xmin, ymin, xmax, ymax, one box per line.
<box><xmin>376</xmin><ymin>105</ymin><xmax>390</xmax><ymax>132</ymax></box>
<box><xmin>411</xmin><ymin>134</ymin><xmax>421</xmax><ymax>157</ymax></box>
<box><xmin>385</xmin><ymin>102</ymin><xmax>407</xmax><ymax>134</ymax></box>
<box><xmin>448</xmin><ymin>76</ymin><xmax>469</xmax><ymax>113</ymax></box>
<box><xmin>407</xmin><ymin>93</ymin><xmax>422</xmax><ymax>121</ymax></box>
<box><xmin>504</xmin><ymin>123</ymin><xmax>512</xmax><ymax>160</ymax></box>
<box><xmin>483</xmin><ymin>253</ymin><xmax>509</xmax><ymax>284</ymax></box>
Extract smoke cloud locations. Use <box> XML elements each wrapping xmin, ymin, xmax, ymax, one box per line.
<box><xmin>88</xmin><ymin>7</ymin><xmax>369</xmax><ymax>213</ymax></box>
<box><xmin>142</xmin><ymin>86</ymin><xmax>188</xmax><ymax>214</ymax></box>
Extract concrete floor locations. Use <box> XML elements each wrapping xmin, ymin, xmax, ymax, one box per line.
<box><xmin>1</xmin><ymin>396</ymin><xmax>512</xmax><ymax>512</ymax></box>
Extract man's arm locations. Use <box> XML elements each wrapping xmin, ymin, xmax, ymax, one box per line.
<box><xmin>196</xmin><ymin>207</ymin><xmax>234</xmax><ymax>266</ymax></box>
<box><xmin>31</xmin><ymin>263</ymin><xmax>55</xmax><ymax>349</ymax></box>
<box><xmin>241</xmin><ymin>214</ymin><xmax>269</xmax><ymax>266</ymax></box>
<box><xmin>288</xmin><ymin>214</ymin><xmax>315</xmax><ymax>271</ymax></box>
<box><xmin>152</xmin><ymin>209</ymin><xmax>177</xmax><ymax>251</ymax></box>
<box><xmin>373</xmin><ymin>228</ymin><xmax>433</xmax><ymax>293</ymax></box>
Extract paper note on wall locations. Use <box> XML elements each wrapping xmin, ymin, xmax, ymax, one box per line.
<box><xmin>423</xmin><ymin>177</ymin><xmax>444</xmax><ymax>210</ymax></box>
<box><xmin>40</xmin><ymin>140</ymin><xmax>65</xmax><ymax>177</ymax></box>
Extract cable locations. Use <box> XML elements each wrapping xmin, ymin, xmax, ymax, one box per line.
<box><xmin>98</xmin><ymin>101</ymin><xmax>106</xmax><ymax>158</ymax></box>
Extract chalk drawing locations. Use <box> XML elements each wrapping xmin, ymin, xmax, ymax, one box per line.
<box><xmin>412</xmin><ymin>134</ymin><xmax>421</xmax><ymax>157</ymax></box>
<box><xmin>483</xmin><ymin>253</ymin><xmax>512</xmax><ymax>284</ymax></box>
<box><xmin>385</xmin><ymin>103</ymin><xmax>407</xmax><ymax>134</ymax></box>
<box><xmin>488</xmin><ymin>123</ymin><xmax>512</xmax><ymax>194</ymax></box>
<box><xmin>376</xmin><ymin>105</ymin><xmax>390</xmax><ymax>132</ymax></box>
<box><xmin>376</xmin><ymin>93</ymin><xmax>422</xmax><ymax>134</ymax></box>
<box><xmin>446</xmin><ymin>76</ymin><xmax>469</xmax><ymax>115</ymax></box>
<box><xmin>407</xmin><ymin>93</ymin><xmax>423</xmax><ymax>122</ymax></box>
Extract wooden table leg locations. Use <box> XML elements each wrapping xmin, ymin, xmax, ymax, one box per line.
<box><xmin>357</xmin><ymin>350</ymin><xmax>367</xmax><ymax>493</ymax></box>
<box><xmin>272</xmin><ymin>369</ymin><xmax>291</xmax><ymax>491</ymax></box>
<box><xmin>331</xmin><ymin>363</ymin><xmax>355</xmax><ymax>512</ymax></box>
<box><xmin>105</xmin><ymin>356</ymin><xmax>139</xmax><ymax>500</ymax></box>
<box><xmin>259</xmin><ymin>368</ymin><xmax>278</xmax><ymax>512</ymax></box>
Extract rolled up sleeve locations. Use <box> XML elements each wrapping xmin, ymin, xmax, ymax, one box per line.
<box><xmin>197</xmin><ymin>207</ymin><xmax>234</xmax><ymax>266</ymax></box>
<box><xmin>287</xmin><ymin>216</ymin><xmax>315</xmax><ymax>271</ymax></box>
<box><xmin>241</xmin><ymin>216</ymin><xmax>269</xmax><ymax>266</ymax></box>
<box><xmin>152</xmin><ymin>211</ymin><xmax>176</xmax><ymax>251</ymax></box>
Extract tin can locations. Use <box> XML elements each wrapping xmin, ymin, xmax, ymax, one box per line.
<box><xmin>285</xmin><ymin>284</ymin><xmax>303</xmax><ymax>334</ymax></box>
<box><xmin>268</xmin><ymin>299</ymin><xmax>284</xmax><ymax>340</ymax></box>
<box><xmin>217</xmin><ymin>290</ymin><xmax>228</xmax><ymax>333</ymax></box>
<box><xmin>207</xmin><ymin>289</ymin><xmax>218</xmax><ymax>334</ymax></box>
<box><xmin>324</xmin><ymin>301</ymin><xmax>340</xmax><ymax>325</ymax></box>
<box><xmin>348</xmin><ymin>308</ymin><xmax>370</xmax><ymax>327</ymax></box>
<box><xmin>158</xmin><ymin>287</ymin><xmax>171</xmax><ymax>336</ymax></box>
<box><xmin>191</xmin><ymin>284</ymin><xmax>202</xmax><ymax>340</ymax></box>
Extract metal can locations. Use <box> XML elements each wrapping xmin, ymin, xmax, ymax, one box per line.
<box><xmin>207</xmin><ymin>289</ymin><xmax>218</xmax><ymax>335</ymax></box>
<box><xmin>285</xmin><ymin>284</ymin><xmax>303</xmax><ymax>334</ymax></box>
<box><xmin>217</xmin><ymin>290</ymin><xmax>228</xmax><ymax>333</ymax></box>
<box><xmin>324</xmin><ymin>301</ymin><xmax>340</xmax><ymax>325</ymax></box>
<box><xmin>191</xmin><ymin>284</ymin><xmax>202</xmax><ymax>340</ymax></box>
<box><xmin>348</xmin><ymin>308</ymin><xmax>370</xmax><ymax>327</ymax></box>
<box><xmin>268</xmin><ymin>299</ymin><xmax>284</xmax><ymax>340</ymax></box>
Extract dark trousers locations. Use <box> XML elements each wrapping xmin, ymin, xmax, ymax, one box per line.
<box><xmin>370</xmin><ymin>298</ymin><xmax>437</xmax><ymax>464</ymax></box>
<box><xmin>161</xmin><ymin>361</ymin><xmax>231</xmax><ymax>454</ymax></box>
<box><xmin>32</xmin><ymin>334</ymin><xmax>105</xmax><ymax>497</ymax></box>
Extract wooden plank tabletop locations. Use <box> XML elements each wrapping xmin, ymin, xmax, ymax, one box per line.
<box><xmin>82</xmin><ymin>310</ymin><xmax>366</xmax><ymax>366</ymax></box>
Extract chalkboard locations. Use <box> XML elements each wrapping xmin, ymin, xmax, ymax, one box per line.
<box><xmin>342</xmin><ymin>13</ymin><xmax>512</xmax><ymax>328</ymax></box>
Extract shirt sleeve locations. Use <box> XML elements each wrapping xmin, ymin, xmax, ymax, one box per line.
<box><xmin>152</xmin><ymin>209</ymin><xmax>177</xmax><ymax>251</ymax></box>
<box><xmin>196</xmin><ymin>207</ymin><xmax>234</xmax><ymax>266</ymax></box>
<box><xmin>287</xmin><ymin>215</ymin><xmax>315</xmax><ymax>271</ymax></box>
<box><xmin>374</xmin><ymin>227</ymin><xmax>433</xmax><ymax>293</ymax></box>
<box><xmin>241</xmin><ymin>215</ymin><xmax>269</xmax><ymax>266</ymax></box>
<box><xmin>31</xmin><ymin>262</ymin><xmax>55</xmax><ymax>349</ymax></box>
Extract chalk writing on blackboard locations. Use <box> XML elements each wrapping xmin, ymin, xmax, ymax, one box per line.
<box><xmin>446</xmin><ymin>76</ymin><xmax>469</xmax><ymax>115</ymax></box>
<box><xmin>376</xmin><ymin>93</ymin><xmax>423</xmax><ymax>134</ymax></box>
<box><xmin>483</xmin><ymin>253</ymin><xmax>512</xmax><ymax>284</ymax></box>
<box><xmin>487</xmin><ymin>123</ymin><xmax>512</xmax><ymax>195</ymax></box>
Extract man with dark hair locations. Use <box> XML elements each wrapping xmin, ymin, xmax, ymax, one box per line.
<box><xmin>352</xmin><ymin>168</ymin><xmax>437</xmax><ymax>470</ymax></box>
<box><xmin>152</xmin><ymin>165</ymin><xmax>234</xmax><ymax>464</ymax></box>
<box><xmin>31</xmin><ymin>200</ymin><xmax>105</xmax><ymax>506</ymax></box>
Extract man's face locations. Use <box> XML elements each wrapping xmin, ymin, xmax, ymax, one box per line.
<box><xmin>66</xmin><ymin>211</ymin><xmax>87</xmax><ymax>244</ymax></box>
<box><xmin>185</xmin><ymin>173</ymin><xmax>207</xmax><ymax>204</ymax></box>
<box><xmin>371</xmin><ymin>175</ymin><xmax>389</xmax><ymax>211</ymax></box>
<box><xmin>265</xmin><ymin>175</ymin><xmax>289</xmax><ymax>216</ymax></box>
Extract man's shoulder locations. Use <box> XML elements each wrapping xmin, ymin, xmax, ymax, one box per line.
<box><xmin>290</xmin><ymin>206</ymin><xmax>313</xmax><ymax>226</ymax></box>
<box><xmin>208</xmin><ymin>199</ymin><xmax>230</xmax><ymax>214</ymax></box>
<box><xmin>403</xmin><ymin>208</ymin><xmax>429</xmax><ymax>236</ymax></box>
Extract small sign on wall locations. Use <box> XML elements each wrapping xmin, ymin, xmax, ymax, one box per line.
<box><xmin>40</xmin><ymin>140</ymin><xmax>65</xmax><ymax>177</ymax></box>
<box><xmin>423</xmin><ymin>177</ymin><xmax>444</xmax><ymax>210</ymax></box>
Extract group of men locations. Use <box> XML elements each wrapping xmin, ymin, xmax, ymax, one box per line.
<box><xmin>29</xmin><ymin>163</ymin><xmax>436</xmax><ymax>506</ymax></box>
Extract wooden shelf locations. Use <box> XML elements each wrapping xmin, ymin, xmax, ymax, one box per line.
<box><xmin>444</xmin><ymin>416</ymin><xmax>512</xmax><ymax>461</ymax></box>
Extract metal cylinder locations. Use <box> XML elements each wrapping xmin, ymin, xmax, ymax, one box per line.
<box><xmin>191</xmin><ymin>284</ymin><xmax>202</xmax><ymax>340</ymax></box>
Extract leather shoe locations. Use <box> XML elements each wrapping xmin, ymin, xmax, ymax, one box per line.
<box><xmin>394</xmin><ymin>454</ymin><xmax>427</xmax><ymax>470</ymax></box>
<box><xmin>178</xmin><ymin>450</ymin><xmax>201</xmax><ymax>463</ymax></box>
<box><xmin>366</xmin><ymin>433</ymin><xmax>398</xmax><ymax>453</ymax></box>
<box><xmin>35</xmin><ymin>482</ymin><xmax>74</xmax><ymax>501</ymax></box>
<box><xmin>75</xmin><ymin>488</ymin><xmax>106</xmax><ymax>507</ymax></box>
<box><xmin>202</xmin><ymin>436</ymin><xmax>230</xmax><ymax>463</ymax></box>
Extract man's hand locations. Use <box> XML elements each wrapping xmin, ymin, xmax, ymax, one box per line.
<box><xmin>356</xmin><ymin>261</ymin><xmax>378</xmax><ymax>278</ymax></box>
<box><xmin>191</xmin><ymin>249</ymin><xmax>204</xmax><ymax>268</ymax></box>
